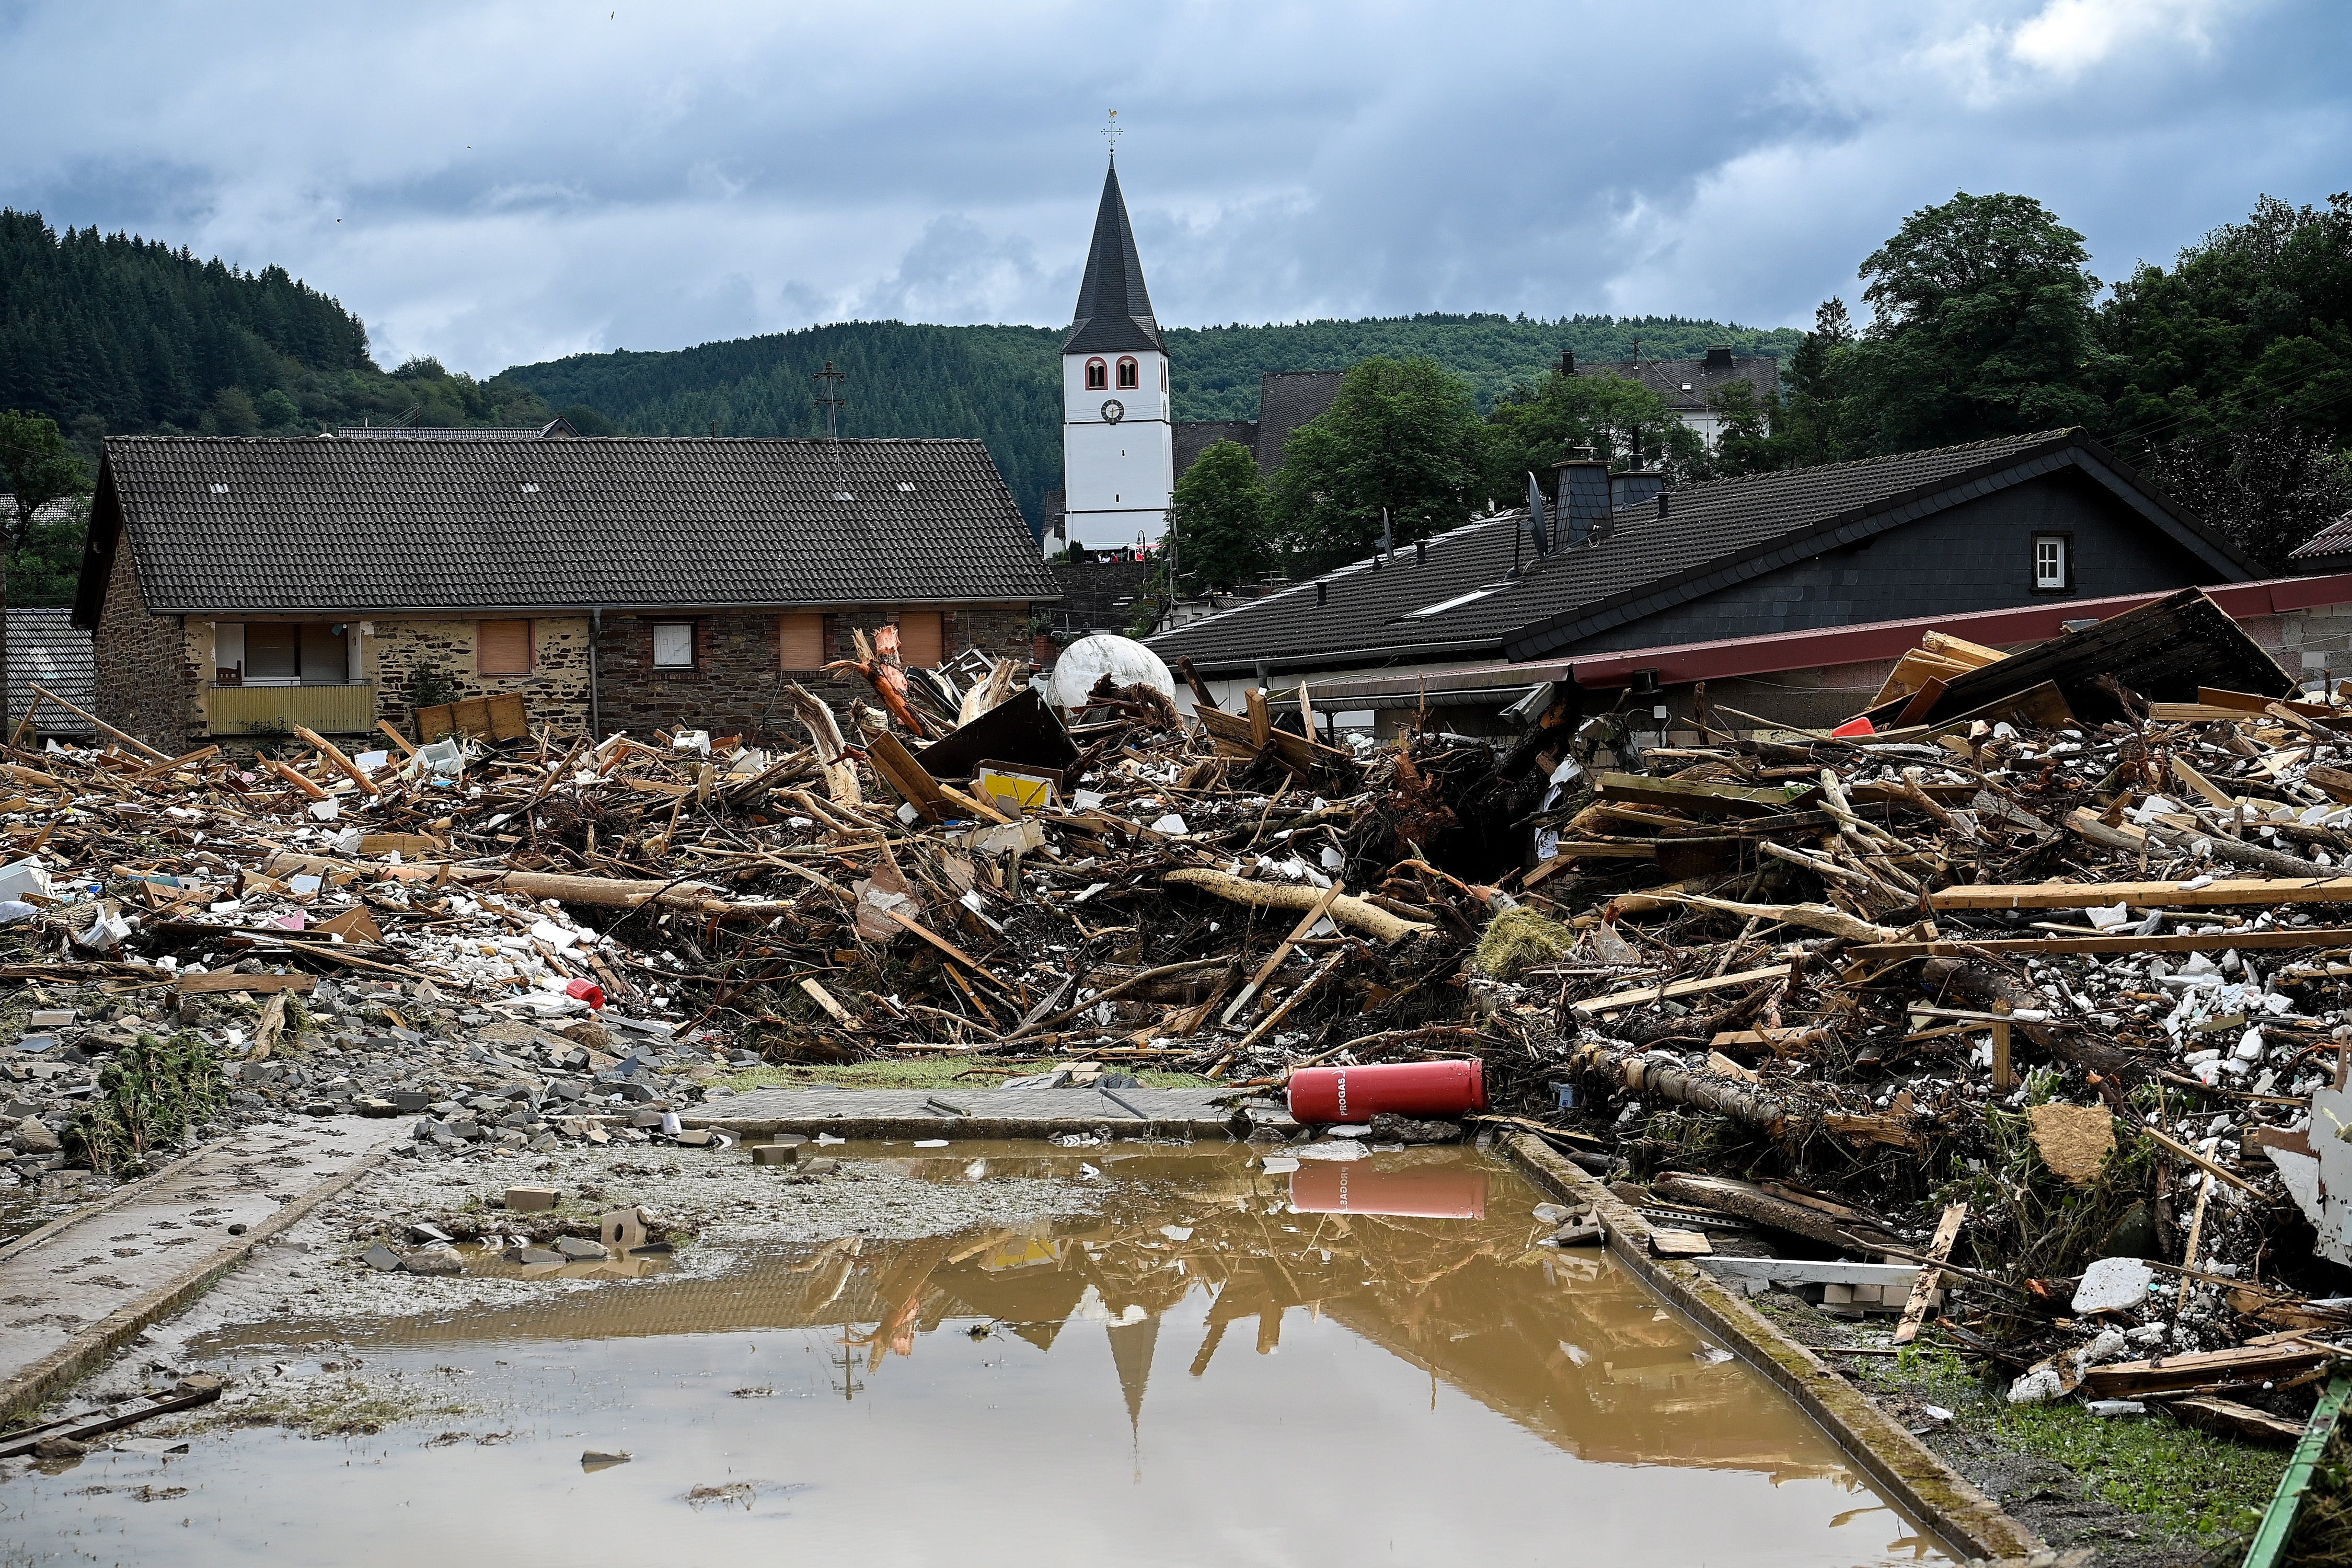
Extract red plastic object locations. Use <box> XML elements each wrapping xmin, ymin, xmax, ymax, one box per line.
<box><xmin>1830</xmin><ymin>716</ymin><xmax>1874</xmax><ymax>737</ymax></box>
<box><xmin>1289</xmin><ymin>1161</ymin><xmax>1487</xmax><ymax>1219</ymax></box>
<box><xmin>564</xmin><ymin>978</ymin><xmax>607</xmax><ymax>1011</ymax></box>
<box><xmin>1287</xmin><ymin>1060</ymin><xmax>1485</xmax><ymax>1124</ymax></box>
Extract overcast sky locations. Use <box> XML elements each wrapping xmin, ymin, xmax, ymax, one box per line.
<box><xmin>4</xmin><ymin>0</ymin><xmax>2346</xmax><ymax>375</ymax></box>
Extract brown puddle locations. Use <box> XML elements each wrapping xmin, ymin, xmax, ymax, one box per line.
<box><xmin>1</xmin><ymin>1144</ymin><xmax>1949</xmax><ymax>1565</ymax></box>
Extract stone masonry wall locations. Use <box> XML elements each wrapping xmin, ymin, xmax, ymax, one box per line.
<box><xmin>94</xmin><ymin>547</ymin><xmax>201</xmax><ymax>751</ymax></box>
<box><xmin>367</xmin><ymin>616</ymin><xmax>592</xmax><ymax>737</ymax></box>
<box><xmin>595</xmin><ymin>604</ymin><xmax>1036</xmax><ymax>742</ymax></box>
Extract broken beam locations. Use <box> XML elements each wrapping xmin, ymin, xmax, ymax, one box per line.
<box><xmin>1930</xmin><ymin>878</ymin><xmax>2352</xmax><ymax>912</ymax></box>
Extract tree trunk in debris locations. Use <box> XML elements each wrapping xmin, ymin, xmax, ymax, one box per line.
<box><xmin>1161</xmin><ymin>869</ymin><xmax>1431</xmax><ymax>943</ymax></box>
<box><xmin>1562</xmin><ymin>1036</ymin><xmax>1798</xmax><ymax>1137</ymax></box>
<box><xmin>1917</xmin><ymin>958</ymin><xmax>2145</xmax><ymax>1097</ymax></box>
<box><xmin>1652</xmin><ymin>1173</ymin><xmax>1903</xmax><ymax>1254</ymax></box>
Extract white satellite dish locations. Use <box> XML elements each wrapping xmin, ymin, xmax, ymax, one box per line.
<box><xmin>1047</xmin><ymin>634</ymin><xmax>1177</xmax><ymax>710</ymax></box>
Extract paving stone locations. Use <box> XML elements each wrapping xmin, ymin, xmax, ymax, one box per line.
<box><xmin>504</xmin><ymin>1186</ymin><xmax>559</xmax><ymax>1212</ymax></box>
<box><xmin>555</xmin><ymin>1237</ymin><xmax>607</xmax><ymax>1261</ymax></box>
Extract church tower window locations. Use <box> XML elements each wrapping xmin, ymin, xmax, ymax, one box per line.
<box><xmin>1085</xmin><ymin>358</ymin><xmax>1108</xmax><ymax>391</ymax></box>
<box><xmin>1116</xmin><ymin>356</ymin><xmax>1139</xmax><ymax>390</ymax></box>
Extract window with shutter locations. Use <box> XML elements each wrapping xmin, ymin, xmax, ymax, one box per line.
<box><xmin>779</xmin><ymin>613</ymin><xmax>826</xmax><ymax>670</ymax></box>
<box><xmin>652</xmin><ymin>622</ymin><xmax>696</xmax><ymax>668</ymax></box>
<box><xmin>896</xmin><ymin>610</ymin><xmax>943</xmax><ymax>667</ymax></box>
<box><xmin>477</xmin><ymin>619</ymin><xmax>533</xmax><ymax>676</ymax></box>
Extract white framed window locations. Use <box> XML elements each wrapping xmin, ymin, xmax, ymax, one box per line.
<box><xmin>2034</xmin><ymin>534</ymin><xmax>2069</xmax><ymax>590</ymax></box>
<box><xmin>651</xmin><ymin>622</ymin><xmax>695</xmax><ymax>668</ymax></box>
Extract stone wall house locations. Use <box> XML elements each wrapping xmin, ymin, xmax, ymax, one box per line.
<box><xmin>72</xmin><ymin>432</ymin><xmax>1058</xmax><ymax>750</ymax></box>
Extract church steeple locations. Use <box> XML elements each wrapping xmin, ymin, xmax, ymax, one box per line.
<box><xmin>1063</xmin><ymin>162</ymin><xmax>1165</xmax><ymax>356</ymax></box>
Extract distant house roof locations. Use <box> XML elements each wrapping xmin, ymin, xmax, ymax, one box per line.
<box><xmin>1173</xmin><ymin>371</ymin><xmax>1346</xmax><ymax>481</ymax></box>
<box><xmin>1063</xmin><ymin>163</ymin><xmax>1165</xmax><ymax>358</ymax></box>
<box><xmin>330</xmin><ymin>418</ymin><xmax>582</xmax><ymax>441</ymax></box>
<box><xmin>1147</xmin><ymin>429</ymin><xmax>2258</xmax><ymax>676</ymax></box>
<box><xmin>6</xmin><ymin>608</ymin><xmax>95</xmax><ymax>731</ymax></box>
<box><xmin>1575</xmin><ymin>349</ymin><xmax>1777</xmax><ymax>414</ymax></box>
<box><xmin>76</xmin><ymin>435</ymin><xmax>1060</xmax><ymax>623</ymax></box>
<box><xmin>2290</xmin><ymin>511</ymin><xmax>2352</xmax><ymax>572</ymax></box>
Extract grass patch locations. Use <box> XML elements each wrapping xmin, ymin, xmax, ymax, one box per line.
<box><xmin>1994</xmin><ymin>1401</ymin><xmax>2281</xmax><ymax>1542</ymax></box>
<box><xmin>1852</xmin><ymin>1342</ymin><xmax>2280</xmax><ymax>1545</ymax></box>
<box><xmin>720</xmin><ymin>1058</ymin><xmax>1214</xmax><ymax>1091</ymax></box>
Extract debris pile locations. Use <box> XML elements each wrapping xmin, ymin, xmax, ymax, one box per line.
<box><xmin>10</xmin><ymin>593</ymin><xmax>2352</xmax><ymax>1476</ymax></box>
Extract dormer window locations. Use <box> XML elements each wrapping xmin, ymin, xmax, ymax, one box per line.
<box><xmin>1116</xmin><ymin>356</ymin><xmax>1139</xmax><ymax>390</ymax></box>
<box><xmin>1085</xmin><ymin>358</ymin><xmax>1109</xmax><ymax>391</ymax></box>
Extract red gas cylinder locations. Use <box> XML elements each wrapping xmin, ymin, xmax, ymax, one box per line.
<box><xmin>1289</xmin><ymin>1160</ymin><xmax>1487</xmax><ymax>1219</ymax></box>
<box><xmin>1287</xmin><ymin>1060</ymin><xmax>1485</xmax><ymax>1124</ymax></box>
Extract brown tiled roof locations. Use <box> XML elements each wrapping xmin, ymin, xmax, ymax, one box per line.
<box><xmin>82</xmin><ymin>435</ymin><xmax>1059</xmax><ymax>619</ymax></box>
<box><xmin>1146</xmin><ymin>429</ymin><xmax>2254</xmax><ymax>675</ymax></box>
<box><xmin>2290</xmin><ymin>511</ymin><xmax>2352</xmax><ymax>563</ymax></box>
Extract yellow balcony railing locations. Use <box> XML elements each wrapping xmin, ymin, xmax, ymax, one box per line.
<box><xmin>207</xmin><ymin>683</ymin><xmax>378</xmax><ymax>737</ymax></box>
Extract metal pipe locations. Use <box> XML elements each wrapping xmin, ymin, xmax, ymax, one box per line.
<box><xmin>590</xmin><ymin>607</ymin><xmax>603</xmax><ymax>742</ymax></box>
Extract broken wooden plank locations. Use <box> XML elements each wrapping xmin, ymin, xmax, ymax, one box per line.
<box><xmin>1572</xmin><ymin>963</ymin><xmax>1793</xmax><ymax>1017</ymax></box>
<box><xmin>1851</xmin><ymin>927</ymin><xmax>2352</xmax><ymax>959</ymax></box>
<box><xmin>1595</xmin><ymin>771</ymin><xmax>1818</xmax><ymax>819</ymax></box>
<box><xmin>1930</xmin><ymin>877</ymin><xmax>2352</xmax><ymax>912</ymax></box>
<box><xmin>884</xmin><ymin>908</ymin><xmax>1011</xmax><ymax>990</ymax></box>
<box><xmin>866</xmin><ymin>731</ymin><xmax>952</xmax><ymax>823</ymax></box>
<box><xmin>1895</xmin><ymin>1202</ymin><xmax>1968</xmax><ymax>1345</ymax></box>
<box><xmin>2166</xmin><ymin>1393</ymin><xmax>2311</xmax><ymax>1449</ymax></box>
<box><xmin>2080</xmin><ymin>1340</ymin><xmax>2333</xmax><ymax>1399</ymax></box>
<box><xmin>292</xmin><ymin>725</ymin><xmax>382</xmax><ymax>796</ymax></box>
<box><xmin>174</xmin><ymin>972</ymin><xmax>317</xmax><ymax>996</ymax></box>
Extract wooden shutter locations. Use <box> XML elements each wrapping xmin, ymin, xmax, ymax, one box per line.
<box><xmin>778</xmin><ymin>613</ymin><xmax>826</xmax><ymax>670</ymax></box>
<box><xmin>896</xmin><ymin>610</ymin><xmax>943</xmax><ymax>667</ymax></box>
<box><xmin>477</xmin><ymin>619</ymin><xmax>532</xmax><ymax>676</ymax></box>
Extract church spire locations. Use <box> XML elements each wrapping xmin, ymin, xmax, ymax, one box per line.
<box><xmin>1063</xmin><ymin>160</ymin><xmax>1164</xmax><ymax>356</ymax></box>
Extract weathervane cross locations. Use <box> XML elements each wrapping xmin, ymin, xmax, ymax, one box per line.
<box><xmin>1102</xmin><ymin>109</ymin><xmax>1122</xmax><ymax>158</ymax></box>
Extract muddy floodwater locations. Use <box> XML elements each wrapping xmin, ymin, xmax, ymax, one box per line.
<box><xmin>2</xmin><ymin>1143</ymin><xmax>1947</xmax><ymax>1565</ymax></box>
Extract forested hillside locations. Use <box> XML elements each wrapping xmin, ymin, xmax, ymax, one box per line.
<box><xmin>500</xmin><ymin>314</ymin><xmax>1803</xmax><ymax>525</ymax></box>
<box><xmin>0</xmin><ymin>209</ymin><xmax>554</xmax><ymax>461</ymax></box>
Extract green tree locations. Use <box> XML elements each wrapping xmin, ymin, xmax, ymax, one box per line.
<box><xmin>1704</xmin><ymin>379</ymin><xmax>1781</xmax><ymax>477</ymax></box>
<box><xmin>1482</xmin><ymin>367</ymin><xmax>1703</xmax><ymax>487</ymax></box>
<box><xmin>1270</xmin><ymin>356</ymin><xmax>1486</xmax><ymax>569</ymax></box>
<box><xmin>1774</xmin><ymin>299</ymin><xmax>1858</xmax><ymax>466</ymax></box>
<box><xmin>0</xmin><ymin>411</ymin><xmax>94</xmax><ymax>717</ymax></box>
<box><xmin>1840</xmin><ymin>192</ymin><xmax>2110</xmax><ymax>453</ymax></box>
<box><xmin>256</xmin><ymin>388</ymin><xmax>302</xmax><ymax>430</ymax></box>
<box><xmin>557</xmin><ymin>402</ymin><xmax>619</xmax><ymax>435</ymax></box>
<box><xmin>1170</xmin><ymin>439</ymin><xmax>1272</xmax><ymax>590</ymax></box>
<box><xmin>203</xmin><ymin>386</ymin><xmax>261</xmax><ymax>436</ymax></box>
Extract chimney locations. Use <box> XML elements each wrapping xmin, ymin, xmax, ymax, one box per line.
<box><xmin>1558</xmin><ymin>350</ymin><xmax>1576</xmax><ymax>376</ymax></box>
<box><xmin>1609</xmin><ymin>469</ymin><xmax>1664</xmax><ymax>514</ymax></box>
<box><xmin>1553</xmin><ymin>459</ymin><xmax>1610</xmax><ymax>546</ymax></box>
<box><xmin>1703</xmin><ymin>346</ymin><xmax>1735</xmax><ymax>372</ymax></box>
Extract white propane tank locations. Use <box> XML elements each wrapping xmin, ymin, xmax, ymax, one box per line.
<box><xmin>1046</xmin><ymin>634</ymin><xmax>1178</xmax><ymax>711</ymax></box>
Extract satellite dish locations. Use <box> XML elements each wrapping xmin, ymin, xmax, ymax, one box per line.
<box><xmin>1047</xmin><ymin>634</ymin><xmax>1177</xmax><ymax>710</ymax></box>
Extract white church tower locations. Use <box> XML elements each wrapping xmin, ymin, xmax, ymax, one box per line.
<box><xmin>1058</xmin><ymin>157</ymin><xmax>1172</xmax><ymax>551</ymax></box>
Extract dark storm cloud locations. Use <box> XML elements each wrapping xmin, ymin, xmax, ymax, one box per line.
<box><xmin>1</xmin><ymin>0</ymin><xmax>2343</xmax><ymax>372</ymax></box>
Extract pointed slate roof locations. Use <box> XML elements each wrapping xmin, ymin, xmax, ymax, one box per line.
<box><xmin>1063</xmin><ymin>162</ymin><xmax>1165</xmax><ymax>357</ymax></box>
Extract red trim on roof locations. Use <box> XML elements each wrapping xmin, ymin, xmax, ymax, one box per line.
<box><xmin>1302</xmin><ymin>572</ymin><xmax>2352</xmax><ymax>701</ymax></box>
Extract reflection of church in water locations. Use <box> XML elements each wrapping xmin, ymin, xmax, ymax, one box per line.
<box><xmin>353</xmin><ymin>1148</ymin><xmax>1854</xmax><ymax>1480</ymax></box>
